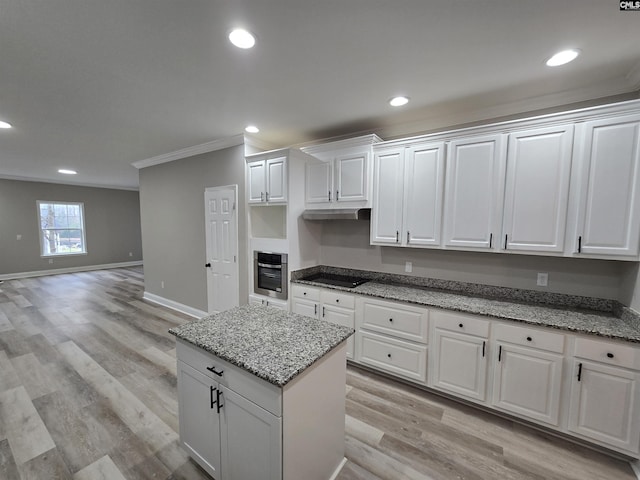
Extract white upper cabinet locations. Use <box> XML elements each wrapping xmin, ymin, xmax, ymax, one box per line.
<box><xmin>305</xmin><ymin>162</ymin><xmax>332</xmax><ymax>204</ymax></box>
<box><xmin>247</xmin><ymin>155</ymin><xmax>288</xmax><ymax>204</ymax></box>
<box><xmin>336</xmin><ymin>152</ymin><xmax>368</xmax><ymax>202</ymax></box>
<box><xmin>502</xmin><ymin>124</ymin><xmax>574</xmax><ymax>253</ymax></box>
<box><xmin>303</xmin><ymin>135</ymin><xmax>381</xmax><ymax>208</ymax></box>
<box><xmin>371</xmin><ymin>141</ymin><xmax>445</xmax><ymax>247</ymax></box>
<box><xmin>371</xmin><ymin>147</ymin><xmax>405</xmax><ymax>245</ymax></box>
<box><xmin>443</xmin><ymin>134</ymin><xmax>507</xmax><ymax>250</ymax></box>
<box><xmin>404</xmin><ymin>142</ymin><xmax>446</xmax><ymax>247</ymax></box>
<box><xmin>571</xmin><ymin>114</ymin><xmax>640</xmax><ymax>258</ymax></box>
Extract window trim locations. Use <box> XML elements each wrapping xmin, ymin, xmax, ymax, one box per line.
<box><xmin>37</xmin><ymin>200</ymin><xmax>88</xmax><ymax>257</ymax></box>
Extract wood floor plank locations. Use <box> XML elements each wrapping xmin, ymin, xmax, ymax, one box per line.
<box><xmin>72</xmin><ymin>455</ymin><xmax>127</xmax><ymax>480</ymax></box>
<box><xmin>17</xmin><ymin>447</ymin><xmax>72</xmax><ymax>480</ymax></box>
<box><xmin>10</xmin><ymin>353</ymin><xmax>58</xmax><ymax>400</ymax></box>
<box><xmin>0</xmin><ymin>349</ymin><xmax>21</xmax><ymax>394</ymax></box>
<box><xmin>0</xmin><ymin>438</ymin><xmax>20</xmax><ymax>480</ymax></box>
<box><xmin>0</xmin><ymin>386</ymin><xmax>56</xmax><ymax>465</ymax></box>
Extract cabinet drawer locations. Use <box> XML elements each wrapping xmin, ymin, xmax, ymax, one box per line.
<box><xmin>291</xmin><ymin>284</ymin><xmax>320</xmax><ymax>301</ymax></box>
<box><xmin>432</xmin><ymin>310</ymin><xmax>490</xmax><ymax>338</ymax></box>
<box><xmin>357</xmin><ymin>331</ymin><xmax>427</xmax><ymax>383</ymax></box>
<box><xmin>574</xmin><ymin>337</ymin><xmax>640</xmax><ymax>370</ymax></box>
<box><xmin>320</xmin><ymin>290</ymin><xmax>355</xmax><ymax>309</ymax></box>
<box><xmin>360</xmin><ymin>298</ymin><xmax>428</xmax><ymax>343</ymax></box>
<box><xmin>493</xmin><ymin>323</ymin><xmax>565</xmax><ymax>354</ymax></box>
<box><xmin>176</xmin><ymin>339</ymin><xmax>281</xmax><ymax>416</ymax></box>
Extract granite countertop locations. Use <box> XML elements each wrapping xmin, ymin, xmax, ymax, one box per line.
<box><xmin>169</xmin><ymin>304</ymin><xmax>354</xmax><ymax>386</ymax></box>
<box><xmin>291</xmin><ymin>267</ymin><xmax>640</xmax><ymax>344</ymax></box>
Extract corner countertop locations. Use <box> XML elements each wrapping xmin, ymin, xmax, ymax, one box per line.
<box><xmin>291</xmin><ymin>267</ymin><xmax>640</xmax><ymax>344</ymax></box>
<box><xmin>169</xmin><ymin>304</ymin><xmax>354</xmax><ymax>387</ymax></box>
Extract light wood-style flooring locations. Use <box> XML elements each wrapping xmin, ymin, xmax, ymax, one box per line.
<box><xmin>0</xmin><ymin>267</ymin><xmax>636</xmax><ymax>480</ymax></box>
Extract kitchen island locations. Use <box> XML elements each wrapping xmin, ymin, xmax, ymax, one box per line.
<box><xmin>169</xmin><ymin>304</ymin><xmax>354</xmax><ymax>480</ymax></box>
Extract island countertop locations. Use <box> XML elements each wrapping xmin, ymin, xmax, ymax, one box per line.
<box><xmin>169</xmin><ymin>304</ymin><xmax>354</xmax><ymax>387</ymax></box>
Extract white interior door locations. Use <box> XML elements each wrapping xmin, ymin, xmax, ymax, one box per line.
<box><xmin>205</xmin><ymin>186</ymin><xmax>239</xmax><ymax>314</ymax></box>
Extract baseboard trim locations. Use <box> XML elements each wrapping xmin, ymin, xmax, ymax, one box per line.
<box><xmin>0</xmin><ymin>261</ymin><xmax>143</xmax><ymax>281</ymax></box>
<box><xmin>631</xmin><ymin>460</ymin><xmax>640</xmax><ymax>479</ymax></box>
<box><xmin>328</xmin><ymin>457</ymin><xmax>348</xmax><ymax>480</ymax></box>
<box><xmin>142</xmin><ymin>292</ymin><xmax>208</xmax><ymax>319</ymax></box>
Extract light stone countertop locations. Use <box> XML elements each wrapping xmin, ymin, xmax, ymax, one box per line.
<box><xmin>292</xmin><ymin>270</ymin><xmax>640</xmax><ymax>344</ymax></box>
<box><xmin>169</xmin><ymin>304</ymin><xmax>354</xmax><ymax>386</ymax></box>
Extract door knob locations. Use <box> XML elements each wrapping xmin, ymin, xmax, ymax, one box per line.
<box><xmin>205</xmin><ymin>263</ymin><xmax>211</xmax><ymax>268</ymax></box>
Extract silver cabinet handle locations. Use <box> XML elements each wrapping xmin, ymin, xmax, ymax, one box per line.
<box><xmin>260</xmin><ymin>192</ymin><xmax>264</xmax><ymax>202</ymax></box>
<box><xmin>266</xmin><ymin>192</ymin><xmax>270</xmax><ymax>201</ymax></box>
<box><xmin>407</xmin><ymin>231</ymin><xmax>410</xmax><ymax>244</ymax></box>
<box><xmin>314</xmin><ymin>304</ymin><xmax>318</xmax><ymax>315</ymax></box>
<box><xmin>328</xmin><ymin>190</ymin><xmax>331</xmax><ymax>202</ymax></box>
<box><xmin>396</xmin><ymin>231</ymin><xmax>399</xmax><ymax>243</ymax></box>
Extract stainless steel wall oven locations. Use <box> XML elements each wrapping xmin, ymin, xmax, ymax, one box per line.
<box><xmin>253</xmin><ymin>251</ymin><xmax>288</xmax><ymax>300</ymax></box>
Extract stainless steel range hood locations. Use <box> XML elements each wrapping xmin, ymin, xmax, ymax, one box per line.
<box><xmin>302</xmin><ymin>208</ymin><xmax>371</xmax><ymax>221</ymax></box>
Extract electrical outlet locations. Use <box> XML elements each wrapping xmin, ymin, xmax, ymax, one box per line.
<box><xmin>49</xmin><ymin>259</ymin><xmax>54</xmax><ymax>264</ymax></box>
<box><xmin>161</xmin><ymin>281</ymin><xmax>165</xmax><ymax>289</ymax></box>
<box><xmin>405</xmin><ymin>261</ymin><xmax>412</xmax><ymax>273</ymax></box>
<box><xmin>129</xmin><ymin>252</ymin><xmax>133</xmax><ymax>257</ymax></box>
<box><xmin>16</xmin><ymin>234</ymin><xmax>22</xmax><ymax>240</ymax></box>
<box><xmin>537</xmin><ymin>273</ymin><xmax>548</xmax><ymax>287</ymax></box>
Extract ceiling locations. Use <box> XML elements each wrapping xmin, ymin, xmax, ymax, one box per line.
<box><xmin>0</xmin><ymin>0</ymin><xmax>639</xmax><ymax>190</ymax></box>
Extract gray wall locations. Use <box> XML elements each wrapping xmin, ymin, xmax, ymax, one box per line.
<box><xmin>0</xmin><ymin>178</ymin><xmax>142</xmax><ymax>275</ymax></box>
<box><xmin>320</xmin><ymin>221</ymin><xmax>637</xmax><ymax>302</ymax></box>
<box><xmin>138</xmin><ymin>145</ymin><xmax>246</xmax><ymax>312</ymax></box>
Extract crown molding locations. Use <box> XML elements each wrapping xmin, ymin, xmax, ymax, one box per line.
<box><xmin>0</xmin><ymin>174</ymin><xmax>139</xmax><ymax>191</ymax></box>
<box><xmin>132</xmin><ymin>134</ymin><xmax>245</xmax><ymax>170</ymax></box>
<box><xmin>299</xmin><ymin>134</ymin><xmax>383</xmax><ymax>156</ymax></box>
<box><xmin>243</xmin><ymin>134</ymin><xmax>280</xmax><ymax>155</ymax></box>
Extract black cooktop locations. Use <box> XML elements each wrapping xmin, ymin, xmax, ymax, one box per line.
<box><xmin>301</xmin><ymin>273</ymin><xmax>369</xmax><ymax>288</ymax></box>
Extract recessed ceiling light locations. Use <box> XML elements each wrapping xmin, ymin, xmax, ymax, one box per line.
<box><xmin>229</xmin><ymin>29</ymin><xmax>255</xmax><ymax>49</ymax></box>
<box><xmin>245</xmin><ymin>125</ymin><xmax>260</xmax><ymax>133</ymax></box>
<box><xmin>546</xmin><ymin>49</ymin><xmax>580</xmax><ymax>67</ymax></box>
<box><xmin>0</xmin><ymin>121</ymin><xmax>12</xmax><ymax>129</ymax></box>
<box><xmin>389</xmin><ymin>96</ymin><xmax>409</xmax><ymax>107</ymax></box>
<box><xmin>58</xmin><ymin>169</ymin><xmax>77</xmax><ymax>175</ymax></box>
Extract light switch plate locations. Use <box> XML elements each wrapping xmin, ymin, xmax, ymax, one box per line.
<box><xmin>405</xmin><ymin>261</ymin><xmax>412</xmax><ymax>273</ymax></box>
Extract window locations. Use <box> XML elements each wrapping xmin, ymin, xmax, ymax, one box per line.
<box><xmin>37</xmin><ymin>201</ymin><xmax>87</xmax><ymax>256</ymax></box>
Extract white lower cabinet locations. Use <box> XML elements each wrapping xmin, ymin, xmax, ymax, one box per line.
<box><xmin>176</xmin><ymin>337</ymin><xmax>348</xmax><ymax>479</ymax></box>
<box><xmin>567</xmin><ymin>337</ymin><xmax>640</xmax><ymax>454</ymax></box>
<box><xmin>249</xmin><ymin>294</ymin><xmax>288</xmax><ymax>310</ymax></box>
<box><xmin>490</xmin><ymin>324</ymin><xmax>565</xmax><ymax>426</ymax></box>
<box><xmin>177</xmin><ymin>361</ymin><xmax>222</xmax><ymax>478</ymax></box>
<box><xmin>431</xmin><ymin>310</ymin><xmax>490</xmax><ymax>403</ymax></box>
<box><xmin>220</xmin><ymin>387</ymin><xmax>282</xmax><ymax>480</ymax></box>
<box><xmin>356</xmin><ymin>297</ymin><xmax>429</xmax><ymax>383</ymax></box>
<box><xmin>291</xmin><ymin>285</ymin><xmax>355</xmax><ymax>359</ymax></box>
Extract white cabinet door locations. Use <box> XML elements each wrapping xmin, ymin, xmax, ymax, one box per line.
<box><xmin>491</xmin><ymin>343</ymin><xmax>563</xmax><ymax>426</ymax></box>
<box><xmin>266</xmin><ymin>157</ymin><xmax>287</xmax><ymax>203</ymax></box>
<box><xmin>503</xmin><ymin>125</ymin><xmax>574</xmax><ymax>253</ymax></box>
<box><xmin>432</xmin><ymin>329</ymin><xmax>488</xmax><ymax>402</ymax></box>
<box><xmin>247</xmin><ymin>160</ymin><xmax>266</xmax><ymax>204</ymax></box>
<box><xmin>573</xmin><ymin>114</ymin><xmax>640</xmax><ymax>257</ymax></box>
<box><xmin>371</xmin><ymin>148</ymin><xmax>404</xmax><ymax>245</ymax></box>
<box><xmin>177</xmin><ymin>361</ymin><xmax>221</xmax><ymax>479</ymax></box>
<box><xmin>336</xmin><ymin>152</ymin><xmax>367</xmax><ymax>202</ymax></box>
<box><xmin>404</xmin><ymin>141</ymin><xmax>445</xmax><ymax>247</ymax></box>
<box><xmin>322</xmin><ymin>304</ymin><xmax>355</xmax><ymax>359</ymax></box>
<box><xmin>220</xmin><ymin>386</ymin><xmax>282</xmax><ymax>480</ymax></box>
<box><xmin>444</xmin><ymin>135</ymin><xmax>506</xmax><ymax>250</ymax></box>
<box><xmin>291</xmin><ymin>298</ymin><xmax>319</xmax><ymax>319</ymax></box>
<box><xmin>305</xmin><ymin>161</ymin><xmax>332</xmax><ymax>204</ymax></box>
<box><xmin>568</xmin><ymin>360</ymin><xmax>640</xmax><ymax>453</ymax></box>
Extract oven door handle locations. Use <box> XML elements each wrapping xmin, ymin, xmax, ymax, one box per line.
<box><xmin>257</xmin><ymin>263</ymin><xmax>282</xmax><ymax>269</ymax></box>
<box><xmin>261</xmin><ymin>272</ymin><xmax>280</xmax><ymax>278</ymax></box>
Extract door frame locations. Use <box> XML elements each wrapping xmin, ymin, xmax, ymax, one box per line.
<box><xmin>204</xmin><ymin>185</ymin><xmax>240</xmax><ymax>314</ymax></box>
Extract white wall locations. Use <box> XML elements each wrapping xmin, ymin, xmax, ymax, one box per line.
<box><xmin>319</xmin><ymin>221</ymin><xmax>635</xmax><ymax>301</ymax></box>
